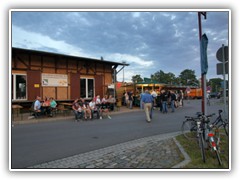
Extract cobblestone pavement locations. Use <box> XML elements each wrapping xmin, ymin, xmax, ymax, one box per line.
<box><xmin>28</xmin><ymin>132</ymin><xmax>188</xmax><ymax>169</ymax></box>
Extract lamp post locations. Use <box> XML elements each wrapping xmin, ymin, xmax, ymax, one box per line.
<box><xmin>114</xmin><ymin>67</ymin><xmax>116</xmax><ymax>99</ymax></box>
<box><xmin>122</xmin><ymin>61</ymin><xmax>126</xmax><ymax>83</ymax></box>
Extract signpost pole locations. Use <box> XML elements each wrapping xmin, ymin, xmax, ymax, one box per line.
<box><xmin>198</xmin><ymin>12</ymin><xmax>207</xmax><ymax>115</ymax></box>
<box><xmin>216</xmin><ymin>45</ymin><xmax>229</xmax><ymax>120</ymax></box>
<box><xmin>222</xmin><ymin>44</ymin><xmax>227</xmax><ymax>119</ymax></box>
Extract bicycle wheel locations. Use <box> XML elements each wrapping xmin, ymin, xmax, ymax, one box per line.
<box><xmin>212</xmin><ymin>125</ymin><xmax>220</xmax><ymax>146</ymax></box>
<box><xmin>198</xmin><ymin>133</ymin><xmax>206</xmax><ymax>163</ymax></box>
<box><xmin>224</xmin><ymin>122</ymin><xmax>229</xmax><ymax>136</ymax></box>
<box><xmin>215</xmin><ymin>148</ymin><xmax>223</xmax><ymax>165</ymax></box>
<box><xmin>208</xmin><ymin>133</ymin><xmax>223</xmax><ymax>166</ymax></box>
<box><xmin>181</xmin><ymin>119</ymin><xmax>197</xmax><ymax>140</ymax></box>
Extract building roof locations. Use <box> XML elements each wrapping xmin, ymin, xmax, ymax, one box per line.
<box><xmin>12</xmin><ymin>47</ymin><xmax>129</xmax><ymax>66</ymax></box>
<box><xmin>135</xmin><ymin>77</ymin><xmax>166</xmax><ymax>85</ymax></box>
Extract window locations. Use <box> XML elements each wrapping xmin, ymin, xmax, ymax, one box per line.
<box><xmin>12</xmin><ymin>74</ymin><xmax>27</xmax><ymax>100</ymax></box>
<box><xmin>80</xmin><ymin>78</ymin><xmax>94</xmax><ymax>99</ymax></box>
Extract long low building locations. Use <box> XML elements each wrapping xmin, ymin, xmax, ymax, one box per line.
<box><xmin>11</xmin><ymin>47</ymin><xmax>128</xmax><ymax>103</ymax></box>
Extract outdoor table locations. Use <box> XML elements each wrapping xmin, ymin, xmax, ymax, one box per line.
<box><xmin>59</xmin><ymin>102</ymin><xmax>73</xmax><ymax>109</ymax></box>
<box><xmin>59</xmin><ymin>102</ymin><xmax>73</xmax><ymax>106</ymax></box>
<box><xmin>40</xmin><ymin>104</ymin><xmax>51</xmax><ymax>116</ymax></box>
<box><xmin>41</xmin><ymin>104</ymin><xmax>50</xmax><ymax>109</ymax></box>
<box><xmin>58</xmin><ymin>102</ymin><xmax>73</xmax><ymax>116</ymax></box>
<box><xmin>12</xmin><ymin>104</ymin><xmax>23</xmax><ymax>121</ymax></box>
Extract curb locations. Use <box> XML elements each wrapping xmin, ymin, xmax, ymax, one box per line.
<box><xmin>171</xmin><ymin>137</ymin><xmax>191</xmax><ymax>168</ymax></box>
<box><xmin>13</xmin><ymin>108</ymin><xmax>143</xmax><ymax>125</ymax></box>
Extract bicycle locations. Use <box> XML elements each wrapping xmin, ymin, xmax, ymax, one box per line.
<box><xmin>182</xmin><ymin>112</ymin><xmax>220</xmax><ymax>141</ymax></box>
<box><xmin>212</xmin><ymin>109</ymin><xmax>229</xmax><ymax>136</ymax></box>
<box><xmin>182</xmin><ymin>114</ymin><xmax>207</xmax><ymax>163</ymax></box>
<box><xmin>182</xmin><ymin>112</ymin><xmax>214</xmax><ymax>140</ymax></box>
<box><xmin>182</xmin><ymin>113</ymin><xmax>222</xmax><ymax>165</ymax></box>
<box><xmin>203</xmin><ymin>114</ymin><xmax>223</xmax><ymax>165</ymax></box>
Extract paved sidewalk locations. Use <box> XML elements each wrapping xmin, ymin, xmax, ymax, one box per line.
<box><xmin>28</xmin><ymin>132</ymin><xmax>190</xmax><ymax>169</ymax></box>
<box><xmin>12</xmin><ymin>106</ymin><xmax>142</xmax><ymax>125</ymax></box>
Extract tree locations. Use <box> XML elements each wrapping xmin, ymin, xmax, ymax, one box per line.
<box><xmin>166</xmin><ymin>72</ymin><xmax>176</xmax><ymax>85</ymax></box>
<box><xmin>179</xmin><ymin>69</ymin><xmax>198</xmax><ymax>86</ymax></box>
<box><xmin>151</xmin><ymin>70</ymin><xmax>164</xmax><ymax>83</ymax></box>
<box><xmin>131</xmin><ymin>75</ymin><xmax>143</xmax><ymax>83</ymax></box>
<box><xmin>173</xmin><ymin>77</ymin><xmax>182</xmax><ymax>86</ymax></box>
<box><xmin>151</xmin><ymin>70</ymin><xmax>176</xmax><ymax>84</ymax></box>
<box><xmin>132</xmin><ymin>69</ymin><xmax>202</xmax><ymax>87</ymax></box>
<box><xmin>208</xmin><ymin>78</ymin><xmax>222</xmax><ymax>92</ymax></box>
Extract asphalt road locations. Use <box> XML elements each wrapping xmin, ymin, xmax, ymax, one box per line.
<box><xmin>11</xmin><ymin>99</ymin><xmax>227</xmax><ymax>168</ymax></box>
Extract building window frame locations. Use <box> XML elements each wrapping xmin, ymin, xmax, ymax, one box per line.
<box><xmin>80</xmin><ymin>78</ymin><xmax>95</xmax><ymax>99</ymax></box>
<box><xmin>12</xmin><ymin>73</ymin><xmax>27</xmax><ymax>101</ymax></box>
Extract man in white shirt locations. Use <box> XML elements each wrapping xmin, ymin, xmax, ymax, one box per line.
<box><xmin>89</xmin><ymin>99</ymin><xmax>97</xmax><ymax>119</ymax></box>
<box><xmin>34</xmin><ymin>96</ymin><xmax>43</xmax><ymax>117</ymax></box>
<box><xmin>34</xmin><ymin>96</ymin><xmax>42</xmax><ymax>111</ymax></box>
<box><xmin>95</xmin><ymin>95</ymin><xmax>101</xmax><ymax>104</ymax></box>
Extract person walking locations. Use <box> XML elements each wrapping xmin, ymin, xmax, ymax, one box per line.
<box><xmin>140</xmin><ymin>91</ymin><xmax>145</xmax><ymax>110</ymax></box>
<box><xmin>128</xmin><ymin>91</ymin><xmax>133</xmax><ymax>109</ymax></box>
<box><xmin>142</xmin><ymin>90</ymin><xmax>154</xmax><ymax>123</ymax></box>
<box><xmin>159</xmin><ymin>90</ymin><xmax>163</xmax><ymax>112</ymax></box>
<box><xmin>124</xmin><ymin>91</ymin><xmax>129</xmax><ymax>108</ymax></box>
<box><xmin>179</xmin><ymin>90</ymin><xmax>184</xmax><ymax>107</ymax></box>
<box><xmin>150</xmin><ymin>96</ymin><xmax>154</xmax><ymax>119</ymax></box>
<box><xmin>170</xmin><ymin>90</ymin><xmax>176</xmax><ymax>112</ymax></box>
<box><xmin>161</xmin><ymin>89</ymin><xmax>168</xmax><ymax>113</ymax></box>
<box><xmin>151</xmin><ymin>89</ymin><xmax>157</xmax><ymax>109</ymax></box>
<box><xmin>207</xmin><ymin>93</ymin><xmax>210</xmax><ymax>106</ymax></box>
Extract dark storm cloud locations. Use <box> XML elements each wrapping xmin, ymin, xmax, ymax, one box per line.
<box><xmin>11</xmin><ymin>10</ymin><xmax>229</xmax><ymax>81</ymax></box>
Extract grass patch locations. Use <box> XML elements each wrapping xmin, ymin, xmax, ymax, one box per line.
<box><xmin>176</xmin><ymin>133</ymin><xmax>229</xmax><ymax>169</ymax></box>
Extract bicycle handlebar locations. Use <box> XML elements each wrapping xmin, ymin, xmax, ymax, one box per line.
<box><xmin>185</xmin><ymin>113</ymin><xmax>215</xmax><ymax>121</ymax></box>
<box><xmin>206</xmin><ymin>113</ymin><xmax>215</xmax><ymax>118</ymax></box>
<box><xmin>185</xmin><ymin>116</ymin><xmax>201</xmax><ymax>120</ymax></box>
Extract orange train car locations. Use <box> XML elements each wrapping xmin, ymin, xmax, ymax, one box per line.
<box><xmin>186</xmin><ymin>88</ymin><xmax>203</xmax><ymax>99</ymax></box>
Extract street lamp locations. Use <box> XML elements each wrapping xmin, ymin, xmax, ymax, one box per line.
<box><xmin>122</xmin><ymin>61</ymin><xmax>126</xmax><ymax>83</ymax></box>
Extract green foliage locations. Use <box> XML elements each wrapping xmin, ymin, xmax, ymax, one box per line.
<box><xmin>150</xmin><ymin>69</ymin><xmax>198</xmax><ymax>86</ymax></box>
<box><xmin>179</xmin><ymin>69</ymin><xmax>198</xmax><ymax>86</ymax></box>
<box><xmin>176</xmin><ymin>133</ymin><xmax>229</xmax><ymax>169</ymax></box>
<box><xmin>151</xmin><ymin>70</ymin><xmax>176</xmax><ymax>84</ymax></box>
<box><xmin>131</xmin><ymin>74</ymin><xmax>143</xmax><ymax>83</ymax></box>
<box><xmin>208</xmin><ymin>78</ymin><xmax>223</xmax><ymax>92</ymax></box>
<box><xmin>132</xmin><ymin>69</ymin><xmax>223</xmax><ymax>88</ymax></box>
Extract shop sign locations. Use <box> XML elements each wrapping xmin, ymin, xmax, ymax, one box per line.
<box><xmin>42</xmin><ymin>73</ymin><xmax>68</xmax><ymax>87</ymax></box>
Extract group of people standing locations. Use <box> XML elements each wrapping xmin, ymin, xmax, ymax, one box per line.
<box><xmin>140</xmin><ymin>89</ymin><xmax>184</xmax><ymax>123</ymax></box>
<box><xmin>72</xmin><ymin>95</ymin><xmax>116</xmax><ymax>122</ymax></box>
<box><xmin>158</xmin><ymin>89</ymin><xmax>184</xmax><ymax>113</ymax></box>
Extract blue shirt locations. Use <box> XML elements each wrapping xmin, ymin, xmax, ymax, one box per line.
<box><xmin>140</xmin><ymin>93</ymin><xmax>145</xmax><ymax>100</ymax></box>
<box><xmin>141</xmin><ymin>93</ymin><xmax>153</xmax><ymax>103</ymax></box>
<box><xmin>34</xmin><ymin>100</ymin><xmax>41</xmax><ymax>110</ymax></box>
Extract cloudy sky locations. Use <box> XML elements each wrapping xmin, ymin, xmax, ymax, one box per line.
<box><xmin>11</xmin><ymin>10</ymin><xmax>229</xmax><ymax>82</ymax></box>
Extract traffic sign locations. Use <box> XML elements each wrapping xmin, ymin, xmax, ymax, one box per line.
<box><xmin>207</xmin><ymin>86</ymin><xmax>211</xmax><ymax>93</ymax></box>
<box><xmin>216</xmin><ymin>46</ymin><xmax>228</xmax><ymax>62</ymax></box>
<box><xmin>216</xmin><ymin>62</ymin><xmax>229</xmax><ymax>75</ymax></box>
